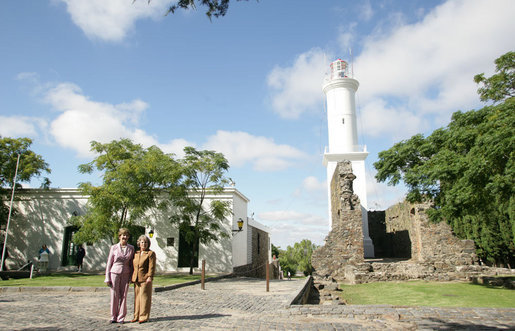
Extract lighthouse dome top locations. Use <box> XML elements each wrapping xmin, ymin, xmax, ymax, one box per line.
<box><xmin>329</xmin><ymin>59</ymin><xmax>351</xmax><ymax>79</ymax></box>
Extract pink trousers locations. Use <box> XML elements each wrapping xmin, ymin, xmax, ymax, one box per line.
<box><xmin>110</xmin><ymin>272</ymin><xmax>130</xmax><ymax>322</ymax></box>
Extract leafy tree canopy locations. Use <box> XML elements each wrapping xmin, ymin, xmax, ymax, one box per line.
<box><xmin>72</xmin><ymin>139</ymin><xmax>182</xmax><ymax>244</ymax></box>
<box><xmin>278</xmin><ymin>239</ymin><xmax>318</xmax><ymax>276</ymax></box>
<box><xmin>0</xmin><ymin>137</ymin><xmax>50</xmax><ymax>225</ymax></box>
<box><xmin>271</xmin><ymin>243</ymin><xmax>280</xmax><ymax>259</ymax></box>
<box><xmin>374</xmin><ymin>51</ymin><xmax>515</xmax><ymax>266</ymax></box>
<box><xmin>474</xmin><ymin>51</ymin><xmax>515</xmax><ymax>102</ymax></box>
<box><xmin>168</xmin><ymin>146</ymin><xmax>232</xmax><ymax>274</ymax></box>
<box><xmin>143</xmin><ymin>0</ymin><xmax>249</xmax><ymax>19</ymax></box>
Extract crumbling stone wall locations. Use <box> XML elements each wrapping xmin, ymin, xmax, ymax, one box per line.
<box><xmin>311</xmin><ymin>160</ymin><xmax>514</xmax><ymax>292</ymax></box>
<box><xmin>370</xmin><ymin>201</ymin><xmax>477</xmax><ymax>268</ymax></box>
<box><xmin>309</xmin><ymin>160</ymin><xmax>515</xmax><ymax>305</ymax></box>
<box><xmin>312</xmin><ymin>161</ymin><xmax>364</xmax><ymax>281</ymax></box>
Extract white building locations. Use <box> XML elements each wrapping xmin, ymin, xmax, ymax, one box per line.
<box><xmin>2</xmin><ymin>188</ymin><xmax>270</xmax><ymax>274</ymax></box>
<box><xmin>322</xmin><ymin>59</ymin><xmax>374</xmax><ymax>258</ymax></box>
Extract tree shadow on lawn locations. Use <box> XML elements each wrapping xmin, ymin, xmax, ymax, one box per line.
<box><xmin>470</xmin><ymin>276</ymin><xmax>514</xmax><ymax>290</ymax></box>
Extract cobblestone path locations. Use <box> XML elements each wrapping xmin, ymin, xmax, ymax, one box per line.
<box><xmin>1</xmin><ymin>278</ymin><xmax>514</xmax><ymax>330</ymax></box>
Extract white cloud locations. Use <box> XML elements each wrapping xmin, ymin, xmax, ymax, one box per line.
<box><xmin>55</xmin><ymin>0</ymin><xmax>170</xmax><ymax>42</ymax></box>
<box><xmin>358</xmin><ymin>1</ymin><xmax>374</xmax><ymax>21</ymax></box>
<box><xmin>293</xmin><ymin>176</ymin><xmax>327</xmax><ymax>206</ymax></box>
<box><xmin>0</xmin><ymin>116</ymin><xmax>47</xmax><ymax>138</ymax></box>
<box><xmin>159</xmin><ymin>138</ymin><xmax>195</xmax><ymax>158</ymax></box>
<box><xmin>18</xmin><ymin>77</ymin><xmax>303</xmax><ymax>168</ymax></box>
<box><xmin>353</xmin><ymin>0</ymin><xmax>515</xmax><ymax>139</ymax></box>
<box><xmin>267</xmin><ymin>0</ymin><xmax>514</xmax><ymax>142</ymax></box>
<box><xmin>259</xmin><ymin>210</ymin><xmax>326</xmax><ymax>226</ymax></box>
<box><xmin>365</xmin><ymin>170</ymin><xmax>406</xmax><ymax>211</ymax></box>
<box><xmin>203</xmin><ymin>130</ymin><xmax>306</xmax><ymax>171</ymax></box>
<box><xmin>41</xmin><ymin>82</ymin><xmax>159</xmax><ymax>157</ymax></box>
<box><xmin>337</xmin><ymin>23</ymin><xmax>357</xmax><ymax>54</ymax></box>
<box><xmin>267</xmin><ymin>49</ymin><xmax>330</xmax><ymax>119</ymax></box>
<box><xmin>258</xmin><ymin>210</ymin><xmax>328</xmax><ymax>248</ymax></box>
<box><xmin>301</xmin><ymin>176</ymin><xmax>326</xmax><ymax>192</ymax></box>
<box><xmin>359</xmin><ymin>97</ymin><xmax>428</xmax><ymax>139</ymax></box>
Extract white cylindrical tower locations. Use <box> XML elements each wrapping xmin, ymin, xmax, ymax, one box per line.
<box><xmin>322</xmin><ymin>59</ymin><xmax>374</xmax><ymax>258</ymax></box>
<box><xmin>323</xmin><ymin>59</ymin><xmax>360</xmax><ymax>153</ymax></box>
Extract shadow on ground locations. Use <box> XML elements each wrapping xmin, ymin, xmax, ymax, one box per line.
<box><xmin>151</xmin><ymin>313</ymin><xmax>230</xmax><ymax>322</ymax></box>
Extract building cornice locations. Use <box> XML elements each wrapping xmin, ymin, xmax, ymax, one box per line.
<box><xmin>3</xmin><ymin>187</ymin><xmax>250</xmax><ymax>202</ymax></box>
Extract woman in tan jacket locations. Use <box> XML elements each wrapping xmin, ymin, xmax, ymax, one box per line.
<box><xmin>131</xmin><ymin>235</ymin><xmax>156</xmax><ymax>324</ymax></box>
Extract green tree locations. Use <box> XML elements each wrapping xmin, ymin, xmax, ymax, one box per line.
<box><xmin>142</xmin><ymin>0</ymin><xmax>250</xmax><ymax>19</ymax></box>
<box><xmin>278</xmin><ymin>246</ymin><xmax>297</xmax><ymax>277</ymax></box>
<box><xmin>0</xmin><ymin>137</ymin><xmax>50</xmax><ymax>226</ymax></box>
<box><xmin>278</xmin><ymin>239</ymin><xmax>318</xmax><ymax>277</ymax></box>
<box><xmin>72</xmin><ymin>139</ymin><xmax>182</xmax><ymax>244</ymax></box>
<box><xmin>271</xmin><ymin>243</ymin><xmax>280</xmax><ymax>259</ymax></box>
<box><xmin>168</xmin><ymin>147</ymin><xmax>232</xmax><ymax>274</ymax></box>
<box><xmin>374</xmin><ymin>52</ymin><xmax>515</xmax><ymax>266</ymax></box>
<box><xmin>474</xmin><ymin>51</ymin><xmax>514</xmax><ymax>103</ymax></box>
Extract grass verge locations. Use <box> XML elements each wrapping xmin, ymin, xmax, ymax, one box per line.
<box><xmin>340</xmin><ymin>280</ymin><xmax>515</xmax><ymax>308</ymax></box>
<box><xmin>0</xmin><ymin>273</ymin><xmax>202</xmax><ymax>287</ymax></box>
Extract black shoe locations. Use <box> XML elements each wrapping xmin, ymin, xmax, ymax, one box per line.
<box><xmin>109</xmin><ymin>320</ymin><xmax>115</xmax><ymax>324</ymax></box>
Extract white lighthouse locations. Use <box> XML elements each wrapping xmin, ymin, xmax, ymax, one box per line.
<box><xmin>322</xmin><ymin>59</ymin><xmax>374</xmax><ymax>258</ymax></box>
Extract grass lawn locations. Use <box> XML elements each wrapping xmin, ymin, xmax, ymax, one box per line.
<box><xmin>340</xmin><ymin>280</ymin><xmax>515</xmax><ymax>308</ymax></box>
<box><xmin>0</xmin><ymin>273</ymin><xmax>202</xmax><ymax>287</ymax></box>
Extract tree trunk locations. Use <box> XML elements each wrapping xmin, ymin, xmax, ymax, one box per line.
<box><xmin>189</xmin><ymin>237</ymin><xmax>198</xmax><ymax>275</ymax></box>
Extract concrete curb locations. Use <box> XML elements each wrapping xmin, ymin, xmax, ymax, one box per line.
<box><xmin>154</xmin><ymin>273</ymin><xmax>234</xmax><ymax>292</ymax></box>
<box><xmin>0</xmin><ymin>274</ymin><xmax>235</xmax><ymax>293</ymax></box>
<box><xmin>286</xmin><ymin>275</ymin><xmax>313</xmax><ymax>306</ymax></box>
<box><xmin>0</xmin><ymin>286</ymin><xmax>110</xmax><ymax>293</ymax></box>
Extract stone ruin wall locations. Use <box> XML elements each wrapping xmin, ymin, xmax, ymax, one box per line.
<box><xmin>369</xmin><ymin>201</ymin><xmax>477</xmax><ymax>271</ymax></box>
<box><xmin>386</xmin><ymin>202</ymin><xmax>477</xmax><ymax>267</ymax></box>
<box><xmin>311</xmin><ymin>161</ymin><xmax>364</xmax><ymax>281</ymax></box>
<box><xmin>311</xmin><ymin>161</ymin><xmax>514</xmax><ymax>291</ymax></box>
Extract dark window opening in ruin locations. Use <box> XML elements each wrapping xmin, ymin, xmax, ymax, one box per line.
<box><xmin>368</xmin><ymin>211</ymin><xmax>411</xmax><ymax>260</ymax></box>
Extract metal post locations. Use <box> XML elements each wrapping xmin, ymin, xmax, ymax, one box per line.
<box><xmin>266</xmin><ymin>262</ymin><xmax>269</xmax><ymax>292</ymax></box>
<box><xmin>201</xmin><ymin>259</ymin><xmax>205</xmax><ymax>290</ymax></box>
<box><xmin>1</xmin><ymin>154</ymin><xmax>20</xmax><ymax>272</ymax></box>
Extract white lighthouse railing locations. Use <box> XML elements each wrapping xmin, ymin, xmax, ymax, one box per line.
<box><xmin>324</xmin><ymin>145</ymin><xmax>367</xmax><ymax>154</ymax></box>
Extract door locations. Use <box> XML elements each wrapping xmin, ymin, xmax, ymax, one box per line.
<box><xmin>61</xmin><ymin>226</ymin><xmax>79</xmax><ymax>266</ymax></box>
<box><xmin>178</xmin><ymin>226</ymin><xmax>199</xmax><ymax>268</ymax></box>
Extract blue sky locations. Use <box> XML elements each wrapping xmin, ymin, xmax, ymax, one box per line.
<box><xmin>1</xmin><ymin>0</ymin><xmax>513</xmax><ymax>249</ymax></box>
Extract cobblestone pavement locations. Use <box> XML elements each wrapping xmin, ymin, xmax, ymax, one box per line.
<box><xmin>1</xmin><ymin>278</ymin><xmax>514</xmax><ymax>330</ymax></box>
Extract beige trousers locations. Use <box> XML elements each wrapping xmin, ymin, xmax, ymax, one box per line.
<box><xmin>133</xmin><ymin>281</ymin><xmax>152</xmax><ymax>322</ymax></box>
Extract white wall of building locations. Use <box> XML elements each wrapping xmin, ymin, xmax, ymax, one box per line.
<box><xmin>3</xmin><ymin>188</ymin><xmax>257</xmax><ymax>274</ymax></box>
<box><xmin>231</xmin><ymin>191</ymin><xmax>250</xmax><ymax>268</ymax></box>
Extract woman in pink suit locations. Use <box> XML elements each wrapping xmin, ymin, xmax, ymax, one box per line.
<box><xmin>104</xmin><ymin>228</ymin><xmax>135</xmax><ymax>324</ymax></box>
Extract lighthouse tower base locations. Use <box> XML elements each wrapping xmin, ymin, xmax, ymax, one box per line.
<box><xmin>324</xmin><ymin>152</ymin><xmax>375</xmax><ymax>258</ymax></box>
